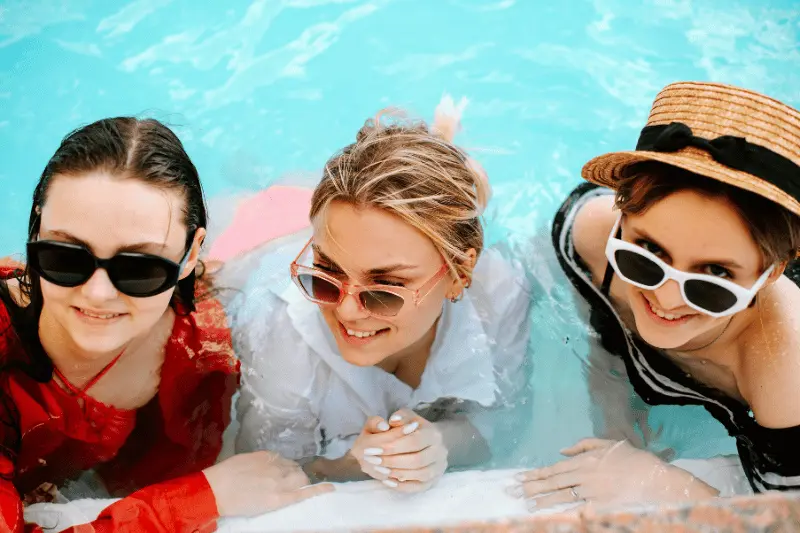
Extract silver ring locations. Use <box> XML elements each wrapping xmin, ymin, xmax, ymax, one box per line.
<box><xmin>569</xmin><ymin>487</ymin><xmax>580</xmax><ymax>501</ymax></box>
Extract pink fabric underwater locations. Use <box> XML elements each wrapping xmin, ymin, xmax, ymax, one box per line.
<box><xmin>207</xmin><ymin>185</ymin><xmax>313</xmax><ymax>261</ymax></box>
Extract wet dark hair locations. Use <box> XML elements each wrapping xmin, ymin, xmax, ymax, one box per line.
<box><xmin>0</xmin><ymin>118</ymin><xmax>208</xmax><ymax>474</ymax></box>
<box><xmin>615</xmin><ymin>161</ymin><xmax>800</xmax><ymax>269</ymax></box>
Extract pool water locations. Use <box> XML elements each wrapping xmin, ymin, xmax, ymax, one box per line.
<box><xmin>1</xmin><ymin>0</ymin><xmax>799</xmax><ymax>492</ymax></box>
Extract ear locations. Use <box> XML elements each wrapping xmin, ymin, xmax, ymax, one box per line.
<box><xmin>766</xmin><ymin>260</ymin><xmax>788</xmax><ymax>285</ymax></box>
<box><xmin>179</xmin><ymin>228</ymin><xmax>206</xmax><ymax>281</ymax></box>
<box><xmin>447</xmin><ymin>248</ymin><xmax>478</xmax><ymax>299</ymax></box>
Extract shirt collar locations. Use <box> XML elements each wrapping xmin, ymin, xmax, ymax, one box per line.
<box><xmin>280</xmin><ymin>284</ymin><xmax>498</xmax><ymax>410</ymax></box>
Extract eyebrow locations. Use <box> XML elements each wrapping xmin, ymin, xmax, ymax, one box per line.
<box><xmin>40</xmin><ymin>230</ymin><xmax>170</xmax><ymax>254</ymax></box>
<box><xmin>311</xmin><ymin>245</ymin><xmax>418</xmax><ymax>276</ymax></box>
<box><xmin>627</xmin><ymin>226</ymin><xmax>745</xmax><ymax>270</ymax></box>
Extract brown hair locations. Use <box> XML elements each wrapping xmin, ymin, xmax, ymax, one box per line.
<box><xmin>309</xmin><ymin>108</ymin><xmax>490</xmax><ymax>284</ymax></box>
<box><xmin>615</xmin><ymin>161</ymin><xmax>800</xmax><ymax>266</ymax></box>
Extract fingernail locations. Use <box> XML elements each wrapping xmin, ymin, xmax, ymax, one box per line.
<box><xmin>364</xmin><ymin>447</ymin><xmax>384</xmax><ymax>456</ymax></box>
<box><xmin>382</xmin><ymin>479</ymin><xmax>398</xmax><ymax>488</ymax></box>
<box><xmin>527</xmin><ymin>500</ymin><xmax>538</xmax><ymax>511</ymax></box>
<box><xmin>390</xmin><ymin>414</ymin><xmax>403</xmax><ymax>422</ymax></box>
<box><xmin>377</xmin><ymin>421</ymin><xmax>390</xmax><ymax>431</ymax></box>
<box><xmin>363</xmin><ymin>455</ymin><xmax>382</xmax><ymax>465</ymax></box>
<box><xmin>375</xmin><ymin>466</ymin><xmax>391</xmax><ymax>475</ymax></box>
<box><xmin>402</xmin><ymin>421</ymin><xmax>419</xmax><ymax>435</ymax></box>
<box><xmin>505</xmin><ymin>485</ymin><xmax>524</xmax><ymax>499</ymax></box>
<box><xmin>514</xmin><ymin>472</ymin><xmax>529</xmax><ymax>482</ymax></box>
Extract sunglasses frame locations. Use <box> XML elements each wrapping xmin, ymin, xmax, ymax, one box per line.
<box><xmin>26</xmin><ymin>239</ymin><xmax>193</xmax><ymax>298</ymax></box>
<box><xmin>289</xmin><ymin>238</ymin><xmax>449</xmax><ymax>317</ymax></box>
<box><xmin>605</xmin><ymin>214</ymin><xmax>775</xmax><ymax>318</ymax></box>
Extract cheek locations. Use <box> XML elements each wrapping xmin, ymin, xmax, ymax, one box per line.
<box><xmin>126</xmin><ymin>292</ymin><xmax>174</xmax><ymax>320</ymax></box>
<box><xmin>394</xmin><ymin>296</ymin><xmax>444</xmax><ymax>336</ymax></box>
<box><xmin>40</xmin><ymin>281</ymin><xmax>76</xmax><ymax>308</ymax></box>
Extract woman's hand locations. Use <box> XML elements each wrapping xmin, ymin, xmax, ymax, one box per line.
<box><xmin>349</xmin><ymin>409</ymin><xmax>448</xmax><ymax>493</ymax></box>
<box><xmin>511</xmin><ymin>438</ymin><xmax>718</xmax><ymax>511</ymax></box>
<box><xmin>203</xmin><ymin>451</ymin><xmax>333</xmax><ymax>518</ymax></box>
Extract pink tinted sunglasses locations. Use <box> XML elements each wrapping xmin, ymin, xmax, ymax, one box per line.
<box><xmin>289</xmin><ymin>238</ymin><xmax>449</xmax><ymax>317</ymax></box>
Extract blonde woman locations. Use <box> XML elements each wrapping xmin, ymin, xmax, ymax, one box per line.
<box><xmin>225</xmin><ymin>100</ymin><xmax>532</xmax><ymax>491</ymax></box>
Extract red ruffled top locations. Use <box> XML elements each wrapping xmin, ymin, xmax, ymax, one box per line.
<box><xmin>0</xmin><ymin>265</ymin><xmax>240</xmax><ymax>532</ymax></box>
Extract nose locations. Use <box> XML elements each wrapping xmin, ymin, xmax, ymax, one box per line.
<box><xmin>650</xmin><ymin>279</ymin><xmax>686</xmax><ymax>311</ymax></box>
<box><xmin>336</xmin><ymin>290</ymin><xmax>370</xmax><ymax>321</ymax></box>
<box><xmin>80</xmin><ymin>268</ymin><xmax>119</xmax><ymax>301</ymax></box>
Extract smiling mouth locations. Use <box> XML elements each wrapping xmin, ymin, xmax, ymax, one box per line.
<box><xmin>338</xmin><ymin>322</ymin><xmax>390</xmax><ymax>342</ymax></box>
<box><xmin>642</xmin><ymin>295</ymin><xmax>693</xmax><ymax>323</ymax></box>
<box><xmin>74</xmin><ymin>307</ymin><xmax>126</xmax><ymax>320</ymax></box>
<box><xmin>346</xmin><ymin>328</ymin><xmax>380</xmax><ymax>338</ymax></box>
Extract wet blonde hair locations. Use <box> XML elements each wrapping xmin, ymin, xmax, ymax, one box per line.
<box><xmin>310</xmin><ymin>102</ymin><xmax>490</xmax><ymax>285</ymax></box>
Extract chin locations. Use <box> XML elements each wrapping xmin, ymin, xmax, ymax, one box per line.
<box><xmin>66</xmin><ymin>321</ymin><xmax>130</xmax><ymax>357</ymax></box>
<box><xmin>336</xmin><ymin>344</ymin><xmax>387</xmax><ymax>367</ymax></box>
<box><xmin>629</xmin><ymin>308</ymin><xmax>696</xmax><ymax>350</ymax></box>
<box><xmin>72</xmin><ymin>337</ymin><xmax>127</xmax><ymax>358</ymax></box>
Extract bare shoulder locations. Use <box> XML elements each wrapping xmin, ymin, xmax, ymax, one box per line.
<box><xmin>741</xmin><ymin>277</ymin><xmax>800</xmax><ymax>428</ymax></box>
<box><xmin>3</xmin><ymin>278</ymin><xmax>26</xmax><ymax>307</ymax></box>
<box><xmin>571</xmin><ymin>194</ymin><xmax>617</xmax><ymax>286</ymax></box>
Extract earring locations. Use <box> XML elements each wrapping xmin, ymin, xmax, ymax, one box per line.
<box><xmin>449</xmin><ymin>294</ymin><xmax>463</xmax><ymax>303</ymax></box>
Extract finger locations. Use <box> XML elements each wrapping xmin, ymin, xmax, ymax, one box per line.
<box><xmin>515</xmin><ymin>457</ymin><xmax>581</xmax><ymax>483</ymax></box>
<box><xmin>272</xmin><ymin>483</ymin><xmax>334</xmax><ymax>510</ymax></box>
<box><xmin>380</xmin><ymin>446</ymin><xmax>439</xmax><ymax>471</ymax></box>
<box><xmin>519</xmin><ymin>472</ymin><xmax>583</xmax><ymax>499</ymax></box>
<box><xmin>366</xmin><ymin>464</ymin><xmax>392</xmax><ymax>481</ymax></box>
<box><xmin>388</xmin><ymin>408</ymin><xmax>417</xmax><ymax>428</ymax></box>
<box><xmin>387</xmin><ymin>463</ymin><xmax>442</xmax><ymax>483</ymax></box>
<box><xmin>354</xmin><ymin>426</ymin><xmax>409</xmax><ymax>459</ymax></box>
<box><xmin>560</xmin><ymin>438</ymin><xmax>614</xmax><ymax>456</ymax></box>
<box><xmin>382</xmin><ymin>478</ymin><xmax>434</xmax><ymax>493</ymax></box>
<box><xmin>527</xmin><ymin>487</ymin><xmax>585</xmax><ymax>511</ymax></box>
<box><xmin>365</xmin><ymin>416</ymin><xmax>391</xmax><ymax>434</ymax></box>
<box><xmin>284</xmin><ymin>468</ymin><xmax>312</xmax><ymax>489</ymax></box>
<box><xmin>381</xmin><ymin>428</ymin><xmax>436</xmax><ymax>456</ymax></box>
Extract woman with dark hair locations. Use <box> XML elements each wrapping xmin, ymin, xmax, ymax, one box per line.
<box><xmin>0</xmin><ymin>118</ymin><xmax>330</xmax><ymax>532</ymax></box>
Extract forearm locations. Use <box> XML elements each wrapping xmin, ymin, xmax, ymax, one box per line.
<box><xmin>435</xmin><ymin>415</ymin><xmax>490</xmax><ymax>468</ymax></box>
<box><xmin>662</xmin><ymin>463</ymin><xmax>720</xmax><ymax>501</ymax></box>
<box><xmin>302</xmin><ymin>454</ymin><xmax>370</xmax><ymax>483</ymax></box>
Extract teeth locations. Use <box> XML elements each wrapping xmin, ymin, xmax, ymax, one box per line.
<box><xmin>79</xmin><ymin>308</ymin><xmax>121</xmax><ymax>319</ymax></box>
<box><xmin>346</xmin><ymin>328</ymin><xmax>379</xmax><ymax>338</ymax></box>
<box><xmin>647</xmin><ymin>300</ymin><xmax>685</xmax><ymax>321</ymax></box>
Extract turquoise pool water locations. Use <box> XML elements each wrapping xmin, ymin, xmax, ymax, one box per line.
<box><xmin>1</xmin><ymin>0</ymin><xmax>799</xmax><ymax>472</ymax></box>
<box><xmin>2</xmin><ymin>0</ymin><xmax>799</xmax><ymax>255</ymax></box>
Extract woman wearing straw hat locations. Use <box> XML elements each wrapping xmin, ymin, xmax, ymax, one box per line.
<box><xmin>513</xmin><ymin>82</ymin><xmax>800</xmax><ymax>509</ymax></box>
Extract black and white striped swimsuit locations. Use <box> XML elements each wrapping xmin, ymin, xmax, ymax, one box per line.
<box><xmin>552</xmin><ymin>182</ymin><xmax>800</xmax><ymax>493</ymax></box>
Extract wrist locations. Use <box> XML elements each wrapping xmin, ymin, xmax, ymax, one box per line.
<box><xmin>302</xmin><ymin>457</ymin><xmax>327</xmax><ymax>483</ymax></box>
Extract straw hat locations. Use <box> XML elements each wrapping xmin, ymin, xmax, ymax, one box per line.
<box><xmin>582</xmin><ymin>81</ymin><xmax>800</xmax><ymax>218</ymax></box>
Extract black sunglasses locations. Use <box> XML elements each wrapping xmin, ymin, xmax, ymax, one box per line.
<box><xmin>26</xmin><ymin>238</ymin><xmax>194</xmax><ymax>298</ymax></box>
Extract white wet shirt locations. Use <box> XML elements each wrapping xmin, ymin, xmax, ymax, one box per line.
<box><xmin>226</xmin><ymin>234</ymin><xmax>532</xmax><ymax>461</ymax></box>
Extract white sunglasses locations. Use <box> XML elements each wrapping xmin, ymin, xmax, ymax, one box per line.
<box><xmin>605</xmin><ymin>215</ymin><xmax>775</xmax><ymax>318</ymax></box>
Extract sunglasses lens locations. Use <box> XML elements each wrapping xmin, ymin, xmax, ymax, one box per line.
<box><xmin>684</xmin><ymin>279</ymin><xmax>738</xmax><ymax>314</ymax></box>
<box><xmin>31</xmin><ymin>243</ymin><xmax>94</xmax><ymax>287</ymax></box>
<box><xmin>110</xmin><ymin>256</ymin><xmax>177</xmax><ymax>297</ymax></box>
<box><xmin>614</xmin><ymin>250</ymin><xmax>665</xmax><ymax>287</ymax></box>
<box><xmin>360</xmin><ymin>290</ymin><xmax>405</xmax><ymax>317</ymax></box>
<box><xmin>297</xmin><ymin>273</ymin><xmax>341</xmax><ymax>303</ymax></box>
